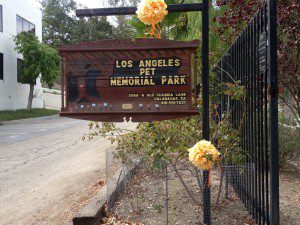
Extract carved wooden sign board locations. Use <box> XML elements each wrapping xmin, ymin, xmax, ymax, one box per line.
<box><xmin>59</xmin><ymin>39</ymin><xmax>199</xmax><ymax>122</ymax></box>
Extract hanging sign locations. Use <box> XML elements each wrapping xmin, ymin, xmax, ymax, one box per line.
<box><xmin>59</xmin><ymin>39</ymin><xmax>199</xmax><ymax>122</ymax></box>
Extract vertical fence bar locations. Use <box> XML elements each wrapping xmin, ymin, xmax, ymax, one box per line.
<box><xmin>258</xmin><ymin>8</ymin><xmax>265</xmax><ymax>224</ymax></box>
<box><xmin>201</xmin><ymin>0</ymin><xmax>210</xmax><ymax>224</ymax></box>
<box><xmin>246</xmin><ymin>22</ymin><xmax>250</xmax><ymax>214</ymax></box>
<box><xmin>249</xmin><ymin>23</ymin><xmax>253</xmax><ymax>215</ymax></box>
<box><xmin>263</xmin><ymin>4</ymin><xmax>270</xmax><ymax>224</ymax></box>
<box><xmin>250</xmin><ymin>19</ymin><xmax>255</xmax><ymax>219</ymax></box>
<box><xmin>243</xmin><ymin>28</ymin><xmax>247</xmax><ymax>207</ymax></box>
<box><xmin>242</xmin><ymin>28</ymin><xmax>246</xmax><ymax>208</ymax></box>
<box><xmin>268</xmin><ymin>0</ymin><xmax>280</xmax><ymax>224</ymax></box>
<box><xmin>237</xmin><ymin>36</ymin><xmax>242</xmax><ymax>200</ymax></box>
<box><xmin>260</xmin><ymin>5</ymin><xmax>267</xmax><ymax>224</ymax></box>
<box><xmin>239</xmin><ymin>32</ymin><xmax>244</xmax><ymax>204</ymax></box>
<box><xmin>251</xmin><ymin>21</ymin><xmax>255</xmax><ymax>215</ymax></box>
<box><xmin>257</xmin><ymin>7</ymin><xmax>266</xmax><ymax>224</ymax></box>
<box><xmin>246</xmin><ymin>25</ymin><xmax>251</xmax><ymax>213</ymax></box>
<box><xmin>254</xmin><ymin>13</ymin><xmax>261</xmax><ymax>225</ymax></box>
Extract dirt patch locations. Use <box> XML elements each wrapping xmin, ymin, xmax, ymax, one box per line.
<box><xmin>33</xmin><ymin>179</ymin><xmax>105</xmax><ymax>225</ymax></box>
<box><xmin>100</xmin><ymin>162</ymin><xmax>300</xmax><ymax>225</ymax></box>
<box><xmin>280</xmin><ymin>163</ymin><xmax>300</xmax><ymax>225</ymax></box>
<box><xmin>102</xmin><ymin>167</ymin><xmax>255</xmax><ymax>225</ymax></box>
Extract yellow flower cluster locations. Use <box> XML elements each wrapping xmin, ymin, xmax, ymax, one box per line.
<box><xmin>136</xmin><ymin>0</ymin><xmax>168</xmax><ymax>26</ymax></box>
<box><xmin>188</xmin><ymin>140</ymin><xmax>220</xmax><ymax>170</ymax></box>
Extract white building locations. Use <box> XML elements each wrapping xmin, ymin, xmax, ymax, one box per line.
<box><xmin>0</xmin><ymin>0</ymin><xmax>44</xmax><ymax>110</ymax></box>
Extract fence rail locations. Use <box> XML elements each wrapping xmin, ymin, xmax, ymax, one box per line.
<box><xmin>213</xmin><ymin>3</ymin><xmax>279</xmax><ymax>225</ymax></box>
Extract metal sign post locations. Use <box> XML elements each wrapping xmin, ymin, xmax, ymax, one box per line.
<box><xmin>268</xmin><ymin>0</ymin><xmax>279</xmax><ymax>224</ymax></box>
<box><xmin>201</xmin><ymin>1</ymin><xmax>210</xmax><ymax>224</ymax></box>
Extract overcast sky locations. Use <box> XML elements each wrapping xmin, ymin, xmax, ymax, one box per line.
<box><xmin>30</xmin><ymin>0</ymin><xmax>106</xmax><ymax>9</ymax></box>
<box><xmin>75</xmin><ymin>0</ymin><xmax>105</xmax><ymax>8</ymax></box>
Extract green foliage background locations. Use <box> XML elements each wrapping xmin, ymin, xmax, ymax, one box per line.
<box><xmin>41</xmin><ymin>0</ymin><xmax>117</xmax><ymax>48</ymax></box>
<box><xmin>14</xmin><ymin>33</ymin><xmax>60</xmax><ymax>87</ymax></box>
<box><xmin>14</xmin><ymin>33</ymin><xmax>60</xmax><ymax>109</ymax></box>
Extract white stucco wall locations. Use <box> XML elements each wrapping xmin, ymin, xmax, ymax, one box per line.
<box><xmin>0</xmin><ymin>0</ymin><xmax>43</xmax><ymax>110</ymax></box>
<box><xmin>43</xmin><ymin>88</ymin><xmax>61</xmax><ymax>110</ymax></box>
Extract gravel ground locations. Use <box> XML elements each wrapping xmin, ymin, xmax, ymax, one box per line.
<box><xmin>101</xmin><ymin>162</ymin><xmax>299</xmax><ymax>225</ymax></box>
<box><xmin>280</xmin><ymin>163</ymin><xmax>300</xmax><ymax>225</ymax></box>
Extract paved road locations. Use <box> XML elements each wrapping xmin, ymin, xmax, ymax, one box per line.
<box><xmin>0</xmin><ymin>116</ymin><xmax>112</xmax><ymax>225</ymax></box>
<box><xmin>0</xmin><ymin>116</ymin><xmax>80</xmax><ymax>146</ymax></box>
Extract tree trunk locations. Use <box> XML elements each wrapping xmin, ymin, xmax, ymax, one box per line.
<box><xmin>27</xmin><ymin>83</ymin><xmax>34</xmax><ymax>110</ymax></box>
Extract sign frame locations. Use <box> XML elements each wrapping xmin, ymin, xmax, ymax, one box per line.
<box><xmin>59</xmin><ymin>38</ymin><xmax>200</xmax><ymax>122</ymax></box>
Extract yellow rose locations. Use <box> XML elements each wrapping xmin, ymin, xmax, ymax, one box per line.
<box><xmin>188</xmin><ymin>140</ymin><xmax>220</xmax><ymax>170</ymax></box>
<box><xmin>136</xmin><ymin>0</ymin><xmax>168</xmax><ymax>25</ymax></box>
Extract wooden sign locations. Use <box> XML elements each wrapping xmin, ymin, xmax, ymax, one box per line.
<box><xmin>59</xmin><ymin>39</ymin><xmax>199</xmax><ymax>122</ymax></box>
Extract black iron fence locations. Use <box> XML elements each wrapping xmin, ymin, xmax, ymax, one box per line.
<box><xmin>212</xmin><ymin>3</ymin><xmax>279</xmax><ymax>225</ymax></box>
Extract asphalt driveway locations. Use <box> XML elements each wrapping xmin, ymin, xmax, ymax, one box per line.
<box><xmin>0</xmin><ymin>116</ymin><xmax>109</xmax><ymax>225</ymax></box>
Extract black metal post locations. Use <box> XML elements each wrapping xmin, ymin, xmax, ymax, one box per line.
<box><xmin>201</xmin><ymin>0</ymin><xmax>211</xmax><ymax>224</ymax></box>
<box><xmin>268</xmin><ymin>0</ymin><xmax>280</xmax><ymax>224</ymax></box>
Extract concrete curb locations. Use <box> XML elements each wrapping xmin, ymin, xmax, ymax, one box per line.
<box><xmin>73</xmin><ymin>161</ymin><xmax>139</xmax><ymax>225</ymax></box>
<box><xmin>43</xmin><ymin>87</ymin><xmax>62</xmax><ymax>95</ymax></box>
<box><xmin>2</xmin><ymin>114</ymin><xmax>60</xmax><ymax>125</ymax></box>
